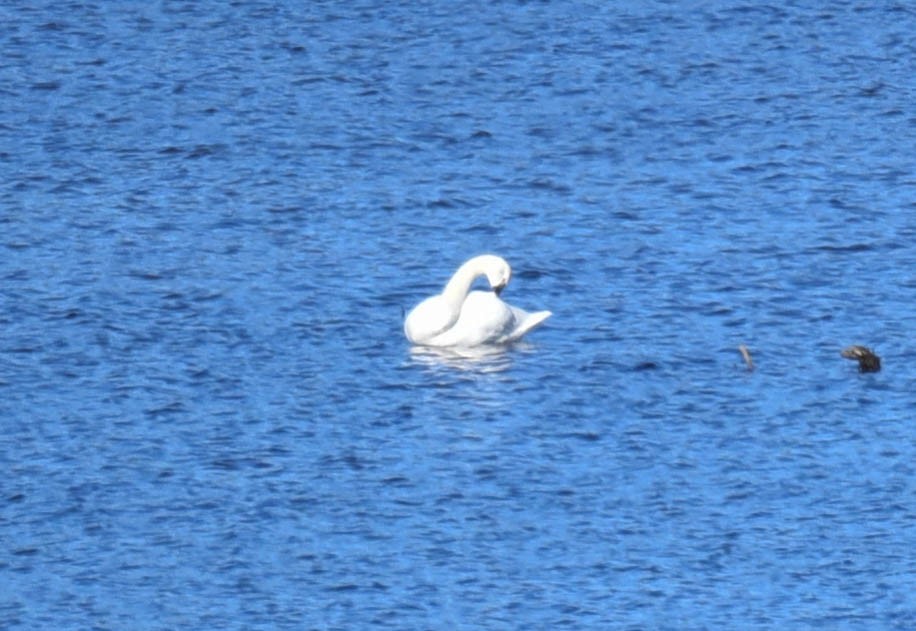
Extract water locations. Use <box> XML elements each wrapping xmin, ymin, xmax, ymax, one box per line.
<box><xmin>2</xmin><ymin>1</ymin><xmax>915</xmax><ymax>628</ymax></box>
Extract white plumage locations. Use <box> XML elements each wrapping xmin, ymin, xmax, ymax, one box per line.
<box><xmin>404</xmin><ymin>255</ymin><xmax>551</xmax><ymax>347</ymax></box>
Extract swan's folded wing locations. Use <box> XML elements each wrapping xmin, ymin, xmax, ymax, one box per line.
<box><xmin>426</xmin><ymin>291</ymin><xmax>514</xmax><ymax>347</ymax></box>
<box><xmin>404</xmin><ymin>295</ymin><xmax>455</xmax><ymax>344</ymax></box>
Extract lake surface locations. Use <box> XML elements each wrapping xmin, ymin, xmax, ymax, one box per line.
<box><xmin>2</xmin><ymin>1</ymin><xmax>915</xmax><ymax>628</ymax></box>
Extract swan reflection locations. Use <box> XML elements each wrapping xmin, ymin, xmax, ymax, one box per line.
<box><xmin>409</xmin><ymin>343</ymin><xmax>515</xmax><ymax>373</ymax></box>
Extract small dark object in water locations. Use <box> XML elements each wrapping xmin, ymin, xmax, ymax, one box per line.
<box><xmin>841</xmin><ymin>345</ymin><xmax>881</xmax><ymax>373</ymax></box>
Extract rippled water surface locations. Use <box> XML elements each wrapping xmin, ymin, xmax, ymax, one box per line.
<box><xmin>2</xmin><ymin>2</ymin><xmax>915</xmax><ymax>629</ymax></box>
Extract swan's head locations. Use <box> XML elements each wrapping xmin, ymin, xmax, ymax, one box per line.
<box><xmin>481</xmin><ymin>255</ymin><xmax>512</xmax><ymax>296</ymax></box>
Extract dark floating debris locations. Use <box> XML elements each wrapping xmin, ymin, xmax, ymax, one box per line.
<box><xmin>841</xmin><ymin>345</ymin><xmax>881</xmax><ymax>373</ymax></box>
<box><xmin>633</xmin><ymin>361</ymin><xmax>659</xmax><ymax>372</ymax></box>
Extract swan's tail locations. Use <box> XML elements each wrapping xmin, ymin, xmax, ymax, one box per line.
<box><xmin>505</xmin><ymin>308</ymin><xmax>552</xmax><ymax>342</ymax></box>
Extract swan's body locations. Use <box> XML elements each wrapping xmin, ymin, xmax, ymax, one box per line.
<box><xmin>404</xmin><ymin>255</ymin><xmax>551</xmax><ymax>347</ymax></box>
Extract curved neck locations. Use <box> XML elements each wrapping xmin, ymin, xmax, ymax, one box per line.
<box><xmin>441</xmin><ymin>257</ymin><xmax>489</xmax><ymax>309</ymax></box>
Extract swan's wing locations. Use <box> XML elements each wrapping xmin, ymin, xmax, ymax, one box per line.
<box><xmin>404</xmin><ymin>295</ymin><xmax>455</xmax><ymax>344</ymax></box>
<box><xmin>501</xmin><ymin>305</ymin><xmax>552</xmax><ymax>343</ymax></box>
<box><xmin>426</xmin><ymin>291</ymin><xmax>515</xmax><ymax>347</ymax></box>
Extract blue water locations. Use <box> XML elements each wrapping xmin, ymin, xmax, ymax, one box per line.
<box><xmin>2</xmin><ymin>2</ymin><xmax>915</xmax><ymax>628</ymax></box>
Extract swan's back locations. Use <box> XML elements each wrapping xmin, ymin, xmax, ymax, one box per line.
<box><xmin>423</xmin><ymin>291</ymin><xmax>514</xmax><ymax>347</ymax></box>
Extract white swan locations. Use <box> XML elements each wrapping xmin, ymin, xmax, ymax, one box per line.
<box><xmin>404</xmin><ymin>254</ymin><xmax>551</xmax><ymax>347</ymax></box>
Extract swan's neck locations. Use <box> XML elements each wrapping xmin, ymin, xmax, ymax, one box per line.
<box><xmin>441</xmin><ymin>258</ymin><xmax>487</xmax><ymax>310</ymax></box>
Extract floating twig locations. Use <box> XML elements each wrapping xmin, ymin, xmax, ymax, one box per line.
<box><xmin>738</xmin><ymin>344</ymin><xmax>754</xmax><ymax>371</ymax></box>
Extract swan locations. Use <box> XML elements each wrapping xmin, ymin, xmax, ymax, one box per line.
<box><xmin>404</xmin><ymin>254</ymin><xmax>551</xmax><ymax>347</ymax></box>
